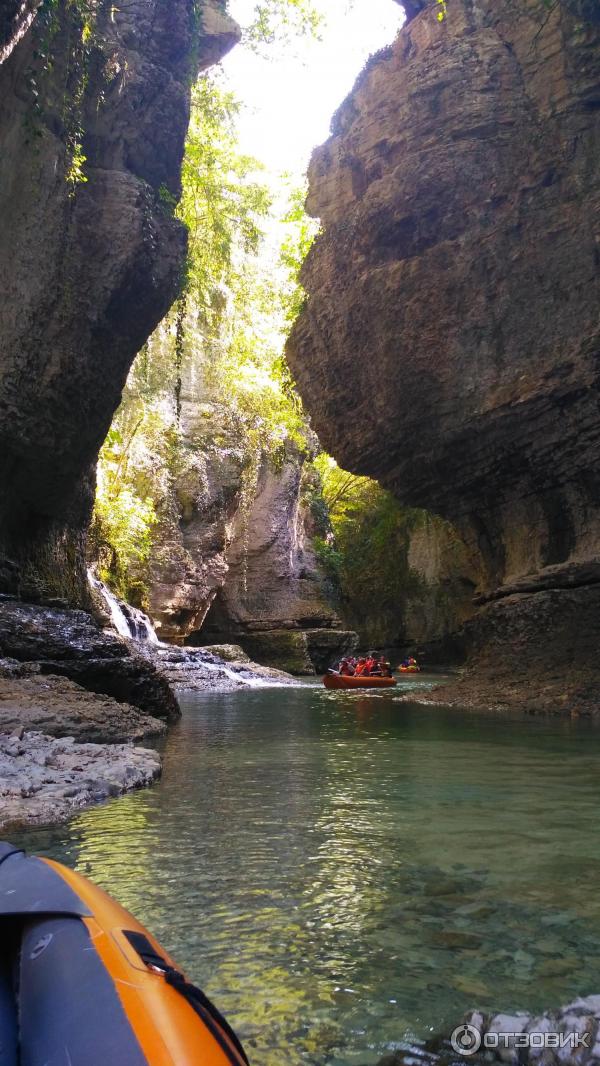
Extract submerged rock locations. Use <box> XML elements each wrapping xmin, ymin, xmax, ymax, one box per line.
<box><xmin>0</xmin><ymin>730</ymin><xmax>161</xmax><ymax>831</ymax></box>
<box><xmin>452</xmin><ymin>997</ymin><xmax>600</xmax><ymax>1066</ymax></box>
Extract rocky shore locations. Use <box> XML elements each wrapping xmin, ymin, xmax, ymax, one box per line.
<box><xmin>0</xmin><ymin>597</ymin><xmax>179</xmax><ymax>722</ymax></box>
<box><xmin>395</xmin><ymin>583</ymin><xmax>600</xmax><ymax>719</ymax></box>
<box><xmin>0</xmin><ymin>596</ymin><xmax>298</xmax><ymax>831</ymax></box>
<box><xmin>0</xmin><ymin>660</ymin><xmax>167</xmax><ymax>743</ymax></box>
<box><xmin>0</xmin><ymin>729</ymin><xmax>161</xmax><ymax>832</ymax></box>
<box><xmin>395</xmin><ymin>676</ymin><xmax>599</xmax><ymax>720</ymax></box>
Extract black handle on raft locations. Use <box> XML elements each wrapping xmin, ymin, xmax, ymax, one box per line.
<box><xmin>123</xmin><ymin>931</ymin><xmax>250</xmax><ymax>1066</ymax></box>
<box><xmin>0</xmin><ymin>844</ymin><xmax>24</xmax><ymax>867</ymax></box>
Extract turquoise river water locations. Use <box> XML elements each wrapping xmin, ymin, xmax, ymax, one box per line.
<box><xmin>13</xmin><ymin>680</ymin><xmax>600</xmax><ymax>1065</ymax></box>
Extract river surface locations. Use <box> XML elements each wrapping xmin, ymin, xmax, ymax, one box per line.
<box><xmin>14</xmin><ymin>681</ymin><xmax>600</xmax><ymax>1065</ymax></box>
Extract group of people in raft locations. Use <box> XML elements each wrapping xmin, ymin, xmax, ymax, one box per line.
<box><xmin>334</xmin><ymin>653</ymin><xmax>393</xmax><ymax>678</ymax></box>
<box><xmin>332</xmin><ymin>653</ymin><xmax>420</xmax><ymax>677</ymax></box>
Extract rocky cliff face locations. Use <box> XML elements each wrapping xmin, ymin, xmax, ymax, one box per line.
<box><xmin>145</xmin><ymin>430</ymin><xmax>356</xmax><ymax>672</ymax></box>
<box><xmin>400</xmin><ymin>512</ymin><xmax>481</xmax><ymax>662</ymax></box>
<box><xmin>137</xmin><ymin>344</ymin><xmax>354</xmax><ymax>670</ymax></box>
<box><xmin>197</xmin><ymin>452</ymin><xmax>358</xmax><ymax>673</ymax></box>
<box><xmin>288</xmin><ymin>0</ymin><xmax>600</xmax><ymax>704</ymax></box>
<box><xmin>0</xmin><ymin>0</ymin><xmax>238</xmax><ymax>604</ymax></box>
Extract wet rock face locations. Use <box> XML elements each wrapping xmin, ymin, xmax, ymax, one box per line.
<box><xmin>0</xmin><ymin>599</ymin><xmax>179</xmax><ymax>722</ymax></box>
<box><xmin>287</xmin><ymin>0</ymin><xmax>600</xmax><ymax>684</ymax></box>
<box><xmin>146</xmin><ymin>444</ymin><xmax>245</xmax><ymax>644</ymax></box>
<box><xmin>0</xmin><ymin>0</ymin><xmax>239</xmax><ymax>603</ymax></box>
<box><xmin>146</xmin><ymin>427</ymin><xmax>356</xmax><ymax>670</ymax></box>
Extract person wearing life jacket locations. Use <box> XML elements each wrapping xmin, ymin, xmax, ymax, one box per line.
<box><xmin>339</xmin><ymin>658</ymin><xmax>355</xmax><ymax>676</ymax></box>
<box><xmin>368</xmin><ymin>652</ymin><xmax>383</xmax><ymax>676</ymax></box>
<box><xmin>354</xmin><ymin>657</ymin><xmax>368</xmax><ymax>676</ymax></box>
<box><xmin>364</xmin><ymin>652</ymin><xmax>377</xmax><ymax>675</ymax></box>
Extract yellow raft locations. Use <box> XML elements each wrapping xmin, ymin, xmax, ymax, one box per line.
<box><xmin>0</xmin><ymin>842</ymin><xmax>249</xmax><ymax>1065</ymax></box>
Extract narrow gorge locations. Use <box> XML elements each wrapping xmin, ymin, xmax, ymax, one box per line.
<box><xmin>2</xmin><ymin>0</ymin><xmax>600</xmax><ymax>1064</ymax></box>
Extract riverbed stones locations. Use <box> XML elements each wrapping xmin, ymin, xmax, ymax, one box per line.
<box><xmin>0</xmin><ymin>730</ymin><xmax>161</xmax><ymax>830</ymax></box>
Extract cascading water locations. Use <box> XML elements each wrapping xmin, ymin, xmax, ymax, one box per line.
<box><xmin>88</xmin><ymin>569</ymin><xmax>294</xmax><ymax>688</ymax></box>
<box><xmin>87</xmin><ymin>570</ymin><xmax>160</xmax><ymax>645</ymax></box>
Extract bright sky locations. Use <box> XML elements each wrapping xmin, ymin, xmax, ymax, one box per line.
<box><xmin>222</xmin><ymin>0</ymin><xmax>404</xmax><ymax>180</ymax></box>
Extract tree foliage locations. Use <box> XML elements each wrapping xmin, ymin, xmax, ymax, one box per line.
<box><xmin>309</xmin><ymin>456</ymin><xmax>425</xmax><ymax>646</ymax></box>
<box><xmin>93</xmin><ymin>71</ymin><xmax>316</xmax><ymax>600</ymax></box>
<box><xmin>244</xmin><ymin>0</ymin><xmax>323</xmax><ymax>47</ymax></box>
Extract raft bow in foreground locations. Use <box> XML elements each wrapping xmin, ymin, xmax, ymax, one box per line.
<box><xmin>0</xmin><ymin>843</ymin><xmax>249</xmax><ymax>1065</ymax></box>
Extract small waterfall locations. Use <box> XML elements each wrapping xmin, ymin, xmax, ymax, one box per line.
<box><xmin>199</xmin><ymin>659</ymin><xmax>279</xmax><ymax>688</ymax></box>
<box><xmin>88</xmin><ymin>570</ymin><xmax>159</xmax><ymax>645</ymax></box>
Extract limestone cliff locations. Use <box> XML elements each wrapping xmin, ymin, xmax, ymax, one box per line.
<box><xmin>135</xmin><ymin>334</ymin><xmax>355</xmax><ymax>671</ymax></box>
<box><xmin>0</xmin><ymin>0</ymin><xmax>238</xmax><ymax>604</ymax></box>
<box><xmin>145</xmin><ymin>432</ymin><xmax>356</xmax><ymax>673</ymax></box>
<box><xmin>288</xmin><ymin>0</ymin><xmax>600</xmax><ymax>706</ymax></box>
<box><xmin>399</xmin><ymin>512</ymin><xmax>481</xmax><ymax>661</ymax></box>
<box><xmin>197</xmin><ymin>453</ymin><xmax>358</xmax><ymax>673</ymax></box>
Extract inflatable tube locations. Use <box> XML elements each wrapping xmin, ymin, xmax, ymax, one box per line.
<box><xmin>323</xmin><ymin>674</ymin><xmax>397</xmax><ymax>690</ymax></box>
<box><xmin>398</xmin><ymin>666</ymin><xmax>421</xmax><ymax>673</ymax></box>
<box><xmin>0</xmin><ymin>843</ymin><xmax>248</xmax><ymax>1066</ymax></box>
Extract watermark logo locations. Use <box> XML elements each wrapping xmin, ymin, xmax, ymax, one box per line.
<box><xmin>450</xmin><ymin>1024</ymin><xmax>591</xmax><ymax>1057</ymax></box>
<box><xmin>451</xmin><ymin>1024</ymin><xmax>482</xmax><ymax>1056</ymax></box>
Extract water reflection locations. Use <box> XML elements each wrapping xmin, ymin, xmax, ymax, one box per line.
<box><xmin>14</xmin><ymin>687</ymin><xmax>600</xmax><ymax>1065</ymax></box>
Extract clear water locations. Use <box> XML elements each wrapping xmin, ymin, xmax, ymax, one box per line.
<box><xmin>12</xmin><ymin>683</ymin><xmax>600</xmax><ymax>1066</ymax></box>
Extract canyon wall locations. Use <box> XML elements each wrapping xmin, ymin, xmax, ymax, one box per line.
<box><xmin>145</xmin><ymin>424</ymin><xmax>356</xmax><ymax>673</ymax></box>
<box><xmin>0</xmin><ymin>0</ymin><xmax>238</xmax><ymax>605</ymax></box>
<box><xmin>136</xmin><ymin>328</ymin><xmax>355</xmax><ymax>671</ymax></box>
<box><xmin>287</xmin><ymin>0</ymin><xmax>600</xmax><ymax>704</ymax></box>
<box><xmin>196</xmin><ymin>453</ymin><xmax>358</xmax><ymax>673</ymax></box>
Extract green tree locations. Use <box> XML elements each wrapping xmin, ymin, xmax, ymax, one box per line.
<box><xmin>93</xmin><ymin>73</ymin><xmax>315</xmax><ymax>598</ymax></box>
<box><xmin>310</xmin><ymin>456</ymin><xmax>425</xmax><ymax>645</ymax></box>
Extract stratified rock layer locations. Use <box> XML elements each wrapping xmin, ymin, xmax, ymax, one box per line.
<box><xmin>0</xmin><ymin>599</ymin><xmax>179</xmax><ymax>721</ymax></box>
<box><xmin>0</xmin><ymin>0</ymin><xmax>238</xmax><ymax>603</ymax></box>
<box><xmin>288</xmin><ymin>0</ymin><xmax>600</xmax><ymax>705</ymax></box>
<box><xmin>0</xmin><ymin>670</ymin><xmax>167</xmax><ymax>743</ymax></box>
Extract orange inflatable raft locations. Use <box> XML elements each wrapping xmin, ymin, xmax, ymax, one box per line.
<box><xmin>0</xmin><ymin>842</ymin><xmax>248</xmax><ymax>1066</ymax></box>
<box><xmin>323</xmin><ymin>673</ymin><xmax>397</xmax><ymax>690</ymax></box>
